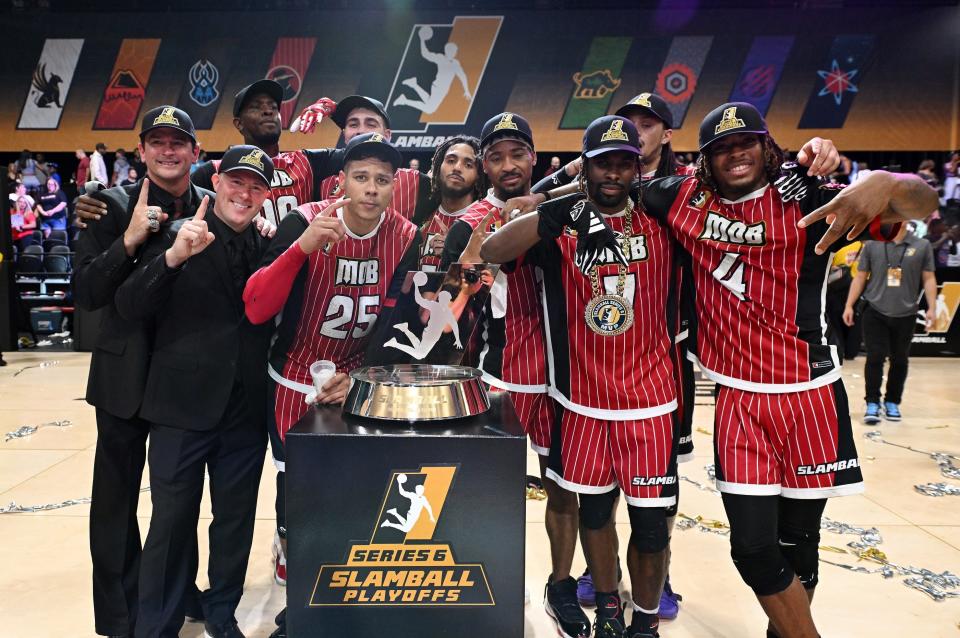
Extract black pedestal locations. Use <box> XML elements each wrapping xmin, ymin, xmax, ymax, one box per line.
<box><xmin>286</xmin><ymin>393</ymin><xmax>526</xmax><ymax>638</ymax></box>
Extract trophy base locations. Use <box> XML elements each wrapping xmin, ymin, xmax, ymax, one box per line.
<box><xmin>343</xmin><ymin>364</ymin><xmax>490</xmax><ymax>421</ymax></box>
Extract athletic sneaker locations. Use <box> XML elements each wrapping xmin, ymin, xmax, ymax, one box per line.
<box><xmin>627</xmin><ymin>625</ymin><xmax>659</xmax><ymax>638</ymax></box>
<box><xmin>203</xmin><ymin>619</ymin><xmax>245</xmax><ymax>638</ymax></box>
<box><xmin>657</xmin><ymin>578</ymin><xmax>682</xmax><ymax>620</ymax></box>
<box><xmin>863</xmin><ymin>402</ymin><xmax>881</xmax><ymax>425</ymax></box>
<box><xmin>544</xmin><ymin>577</ymin><xmax>591</xmax><ymax>638</ymax></box>
<box><xmin>272</xmin><ymin>531</ymin><xmax>287</xmax><ymax>586</ymax></box>
<box><xmin>594</xmin><ymin>613</ymin><xmax>627</xmax><ymax>638</ymax></box>
<box><xmin>883</xmin><ymin>402</ymin><xmax>902</xmax><ymax>421</ymax></box>
<box><xmin>577</xmin><ymin>564</ymin><xmax>623</xmax><ymax>607</ymax></box>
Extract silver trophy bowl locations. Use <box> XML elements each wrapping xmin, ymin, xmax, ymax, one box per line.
<box><xmin>343</xmin><ymin>364</ymin><xmax>490</xmax><ymax>421</ymax></box>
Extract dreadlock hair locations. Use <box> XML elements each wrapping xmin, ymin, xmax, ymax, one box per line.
<box><xmin>654</xmin><ymin>142</ymin><xmax>681</xmax><ymax>179</ymax></box>
<box><xmin>693</xmin><ymin>133</ymin><xmax>785</xmax><ymax>196</ymax></box>
<box><xmin>429</xmin><ymin>135</ymin><xmax>485</xmax><ymax>203</ymax></box>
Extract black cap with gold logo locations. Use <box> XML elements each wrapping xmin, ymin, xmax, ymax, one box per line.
<box><xmin>615</xmin><ymin>92</ymin><xmax>674</xmax><ymax>129</ymax></box>
<box><xmin>139</xmin><ymin>105</ymin><xmax>197</xmax><ymax>143</ymax></box>
<box><xmin>218</xmin><ymin>144</ymin><xmax>275</xmax><ymax>187</ymax></box>
<box><xmin>582</xmin><ymin>115</ymin><xmax>640</xmax><ymax>158</ymax></box>
<box><xmin>698</xmin><ymin>102</ymin><xmax>768</xmax><ymax>151</ymax></box>
<box><xmin>479</xmin><ymin>112</ymin><xmax>534</xmax><ymax>152</ymax></box>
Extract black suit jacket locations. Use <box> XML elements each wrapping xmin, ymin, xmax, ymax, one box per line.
<box><xmin>72</xmin><ymin>179</ymin><xmax>214</xmax><ymax>419</ymax></box>
<box><xmin>115</xmin><ymin>215</ymin><xmax>273</xmax><ymax>431</ymax></box>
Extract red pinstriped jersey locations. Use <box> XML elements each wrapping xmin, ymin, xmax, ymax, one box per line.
<box><xmin>268</xmin><ymin>201</ymin><xmax>419</xmax><ymax>385</ymax></box>
<box><xmin>526</xmin><ymin>205</ymin><xmax>677</xmax><ymax>418</ymax></box>
<box><xmin>319</xmin><ymin>167</ymin><xmax>423</xmax><ymax>222</ymax></box>
<box><xmin>419</xmin><ymin>205</ymin><xmax>472</xmax><ymax>272</ymax></box>
<box><xmin>641</xmin><ymin>164</ymin><xmax>879</xmax><ymax>392</ymax></box>
<box><xmin>445</xmin><ymin>193</ymin><xmax>547</xmax><ymax>392</ymax></box>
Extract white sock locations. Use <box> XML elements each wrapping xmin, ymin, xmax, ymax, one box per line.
<box><xmin>633</xmin><ymin>602</ymin><xmax>659</xmax><ymax>614</ymax></box>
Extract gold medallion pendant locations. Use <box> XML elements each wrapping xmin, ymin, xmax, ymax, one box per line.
<box><xmin>584</xmin><ymin>294</ymin><xmax>634</xmax><ymax>336</ymax></box>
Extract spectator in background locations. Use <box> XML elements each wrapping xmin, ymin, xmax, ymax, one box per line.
<box><xmin>844</xmin><ymin>226</ymin><xmax>937</xmax><ymax>424</ymax></box>
<box><xmin>90</xmin><ymin>142</ymin><xmax>108</xmax><ymax>184</ymax></box>
<box><xmin>544</xmin><ymin>155</ymin><xmax>561</xmax><ymax>177</ymax></box>
<box><xmin>10</xmin><ymin>195</ymin><xmax>38</xmax><ymax>251</ymax></box>
<box><xmin>917</xmin><ymin>159</ymin><xmax>940</xmax><ymax>191</ymax></box>
<box><xmin>8</xmin><ymin>183</ymin><xmax>35</xmax><ymax>209</ymax></box>
<box><xmin>943</xmin><ymin>151</ymin><xmax>960</xmax><ymax>204</ymax></box>
<box><xmin>16</xmin><ymin>150</ymin><xmax>43</xmax><ymax>194</ymax></box>
<box><xmin>827</xmin><ymin>240</ymin><xmax>863</xmax><ymax>360</ymax></box>
<box><xmin>120</xmin><ymin>166</ymin><xmax>138</xmax><ymax>187</ymax></box>
<box><xmin>932</xmin><ymin>223</ymin><xmax>960</xmax><ymax>268</ymax></box>
<box><xmin>831</xmin><ymin>154</ymin><xmax>853</xmax><ymax>184</ymax></box>
<box><xmin>38</xmin><ymin>177</ymin><xmax>68</xmax><ymax>236</ymax></box>
<box><xmin>408</xmin><ymin>158</ymin><xmax>420</xmax><ymax>171</ymax></box>
<box><xmin>74</xmin><ymin>149</ymin><xmax>90</xmax><ymax>189</ymax></box>
<box><xmin>111</xmin><ymin>149</ymin><xmax>130</xmax><ymax>187</ymax></box>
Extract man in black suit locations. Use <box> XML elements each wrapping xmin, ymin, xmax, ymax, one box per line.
<box><xmin>72</xmin><ymin>105</ymin><xmax>208</xmax><ymax>638</ymax></box>
<box><xmin>116</xmin><ymin>146</ymin><xmax>276</xmax><ymax>638</ymax></box>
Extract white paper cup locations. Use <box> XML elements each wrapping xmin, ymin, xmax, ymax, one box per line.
<box><xmin>310</xmin><ymin>360</ymin><xmax>337</xmax><ymax>394</ymax></box>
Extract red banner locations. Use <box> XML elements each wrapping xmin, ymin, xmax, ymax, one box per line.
<box><xmin>93</xmin><ymin>38</ymin><xmax>161</xmax><ymax>130</ymax></box>
<box><xmin>265</xmin><ymin>37</ymin><xmax>317</xmax><ymax>125</ymax></box>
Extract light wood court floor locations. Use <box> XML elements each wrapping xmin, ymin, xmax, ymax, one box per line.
<box><xmin>1</xmin><ymin>352</ymin><xmax>958</xmax><ymax>636</ymax></box>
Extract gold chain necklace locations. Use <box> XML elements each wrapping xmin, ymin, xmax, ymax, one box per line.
<box><xmin>583</xmin><ymin>199</ymin><xmax>634</xmax><ymax>336</ymax></box>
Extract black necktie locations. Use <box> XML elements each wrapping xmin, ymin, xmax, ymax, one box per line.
<box><xmin>225</xmin><ymin>233</ymin><xmax>252</xmax><ymax>295</ymax></box>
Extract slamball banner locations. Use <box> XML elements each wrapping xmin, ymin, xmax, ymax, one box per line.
<box><xmin>728</xmin><ymin>36</ymin><xmax>794</xmax><ymax>117</ymax></box>
<box><xmin>654</xmin><ymin>36</ymin><xmax>713</xmax><ymax>129</ymax></box>
<box><xmin>798</xmin><ymin>34</ymin><xmax>876</xmax><ymax>129</ymax></box>
<box><xmin>93</xmin><ymin>38</ymin><xmax>161</xmax><ymax>130</ymax></box>
<box><xmin>175</xmin><ymin>40</ymin><xmax>235</xmax><ymax>130</ymax></box>
<box><xmin>17</xmin><ymin>38</ymin><xmax>84</xmax><ymax>130</ymax></box>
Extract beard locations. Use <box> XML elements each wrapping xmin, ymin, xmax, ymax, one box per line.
<box><xmin>249</xmin><ymin>128</ymin><xmax>281</xmax><ymax>149</ymax></box>
<box><xmin>588</xmin><ymin>181</ymin><xmax>628</xmax><ymax>210</ymax></box>
<box><xmin>439</xmin><ymin>179</ymin><xmax>474</xmax><ymax>201</ymax></box>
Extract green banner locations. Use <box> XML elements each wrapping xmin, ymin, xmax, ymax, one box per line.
<box><xmin>559</xmin><ymin>36</ymin><xmax>632</xmax><ymax>130</ymax></box>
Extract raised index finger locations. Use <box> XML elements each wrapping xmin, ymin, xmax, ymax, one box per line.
<box><xmin>137</xmin><ymin>178</ymin><xmax>151</xmax><ymax>206</ymax></box>
<box><xmin>194</xmin><ymin>195</ymin><xmax>209</xmax><ymax>221</ymax></box>
<box><xmin>322</xmin><ymin>197</ymin><xmax>351</xmax><ymax>217</ymax></box>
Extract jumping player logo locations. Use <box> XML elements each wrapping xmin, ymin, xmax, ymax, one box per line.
<box><xmin>714</xmin><ymin>107</ymin><xmax>745</xmax><ymax>134</ymax></box>
<box><xmin>386</xmin><ymin>16</ymin><xmax>502</xmax><ymax>137</ymax></box>
<box><xmin>629</xmin><ymin>92</ymin><xmax>653</xmax><ymax>108</ymax></box>
<box><xmin>310</xmin><ymin>465</ymin><xmax>495</xmax><ymax>606</ymax></box>
<box><xmin>917</xmin><ymin>282</ymin><xmax>960</xmax><ymax>335</ymax></box>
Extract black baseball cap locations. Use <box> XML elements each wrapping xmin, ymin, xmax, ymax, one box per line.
<box><xmin>140</xmin><ymin>106</ymin><xmax>196</xmax><ymax>143</ymax></box>
<box><xmin>699</xmin><ymin>102</ymin><xmax>768</xmax><ymax>152</ymax></box>
<box><xmin>582</xmin><ymin>115</ymin><xmax>640</xmax><ymax>158</ymax></box>
<box><xmin>342</xmin><ymin>132</ymin><xmax>402</xmax><ymax>171</ymax></box>
<box><xmin>218</xmin><ymin>144</ymin><xmax>274</xmax><ymax>187</ymax></box>
<box><xmin>233</xmin><ymin>79</ymin><xmax>284</xmax><ymax>117</ymax></box>
<box><xmin>479</xmin><ymin>112</ymin><xmax>534</xmax><ymax>152</ymax></box>
<box><xmin>615</xmin><ymin>92</ymin><xmax>674</xmax><ymax>129</ymax></box>
<box><xmin>331</xmin><ymin>95</ymin><xmax>391</xmax><ymax>130</ymax></box>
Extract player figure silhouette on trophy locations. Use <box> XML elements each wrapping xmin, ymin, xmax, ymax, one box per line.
<box><xmin>393</xmin><ymin>26</ymin><xmax>472</xmax><ymax>115</ymax></box>
<box><xmin>380</xmin><ymin>474</ymin><xmax>436</xmax><ymax>533</ymax></box>
<box><xmin>385</xmin><ymin>271</ymin><xmax>463</xmax><ymax>359</ymax></box>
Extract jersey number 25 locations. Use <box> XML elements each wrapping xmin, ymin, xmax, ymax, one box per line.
<box><xmin>319</xmin><ymin>295</ymin><xmax>380</xmax><ymax>339</ymax></box>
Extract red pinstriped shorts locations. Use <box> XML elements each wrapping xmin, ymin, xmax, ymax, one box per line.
<box><xmin>508</xmin><ymin>391</ymin><xmax>554</xmax><ymax>456</ymax></box>
<box><xmin>713</xmin><ymin>379</ymin><xmax>864</xmax><ymax>499</ymax></box>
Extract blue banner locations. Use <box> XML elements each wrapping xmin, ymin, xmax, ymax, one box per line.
<box><xmin>728</xmin><ymin>36</ymin><xmax>793</xmax><ymax>117</ymax></box>
<box><xmin>798</xmin><ymin>34</ymin><xmax>875</xmax><ymax>129</ymax></box>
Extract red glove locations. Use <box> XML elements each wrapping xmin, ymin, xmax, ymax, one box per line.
<box><xmin>290</xmin><ymin>97</ymin><xmax>337</xmax><ymax>134</ymax></box>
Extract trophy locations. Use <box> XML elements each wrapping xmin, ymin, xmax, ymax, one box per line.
<box><xmin>344</xmin><ymin>263</ymin><xmax>500</xmax><ymax>421</ymax></box>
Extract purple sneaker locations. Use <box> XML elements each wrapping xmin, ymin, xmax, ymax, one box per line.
<box><xmin>576</xmin><ymin>571</ymin><xmax>595</xmax><ymax>607</ymax></box>
<box><xmin>658</xmin><ymin>579</ymin><xmax>681</xmax><ymax>620</ymax></box>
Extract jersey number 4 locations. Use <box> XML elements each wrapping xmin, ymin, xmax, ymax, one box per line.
<box><xmin>319</xmin><ymin>295</ymin><xmax>380</xmax><ymax>339</ymax></box>
<box><xmin>711</xmin><ymin>252</ymin><xmax>748</xmax><ymax>301</ymax></box>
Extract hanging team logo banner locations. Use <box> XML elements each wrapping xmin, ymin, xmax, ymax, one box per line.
<box><xmin>93</xmin><ymin>38</ymin><xmax>161</xmax><ymax>130</ymax></box>
<box><xmin>728</xmin><ymin>36</ymin><xmax>794</xmax><ymax>117</ymax></box>
<box><xmin>385</xmin><ymin>16</ymin><xmax>502</xmax><ymax>143</ymax></box>
<box><xmin>175</xmin><ymin>41</ymin><xmax>234</xmax><ymax>130</ymax></box>
<box><xmin>798</xmin><ymin>34</ymin><xmax>875</xmax><ymax>129</ymax></box>
<box><xmin>309</xmin><ymin>465</ymin><xmax>494</xmax><ymax>606</ymax></box>
<box><xmin>654</xmin><ymin>35</ymin><xmax>713</xmax><ymax>129</ymax></box>
<box><xmin>266</xmin><ymin>37</ymin><xmax>317</xmax><ymax>125</ymax></box>
<box><xmin>17</xmin><ymin>38</ymin><xmax>84</xmax><ymax>130</ymax></box>
<box><xmin>559</xmin><ymin>37</ymin><xmax>632</xmax><ymax>130</ymax></box>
